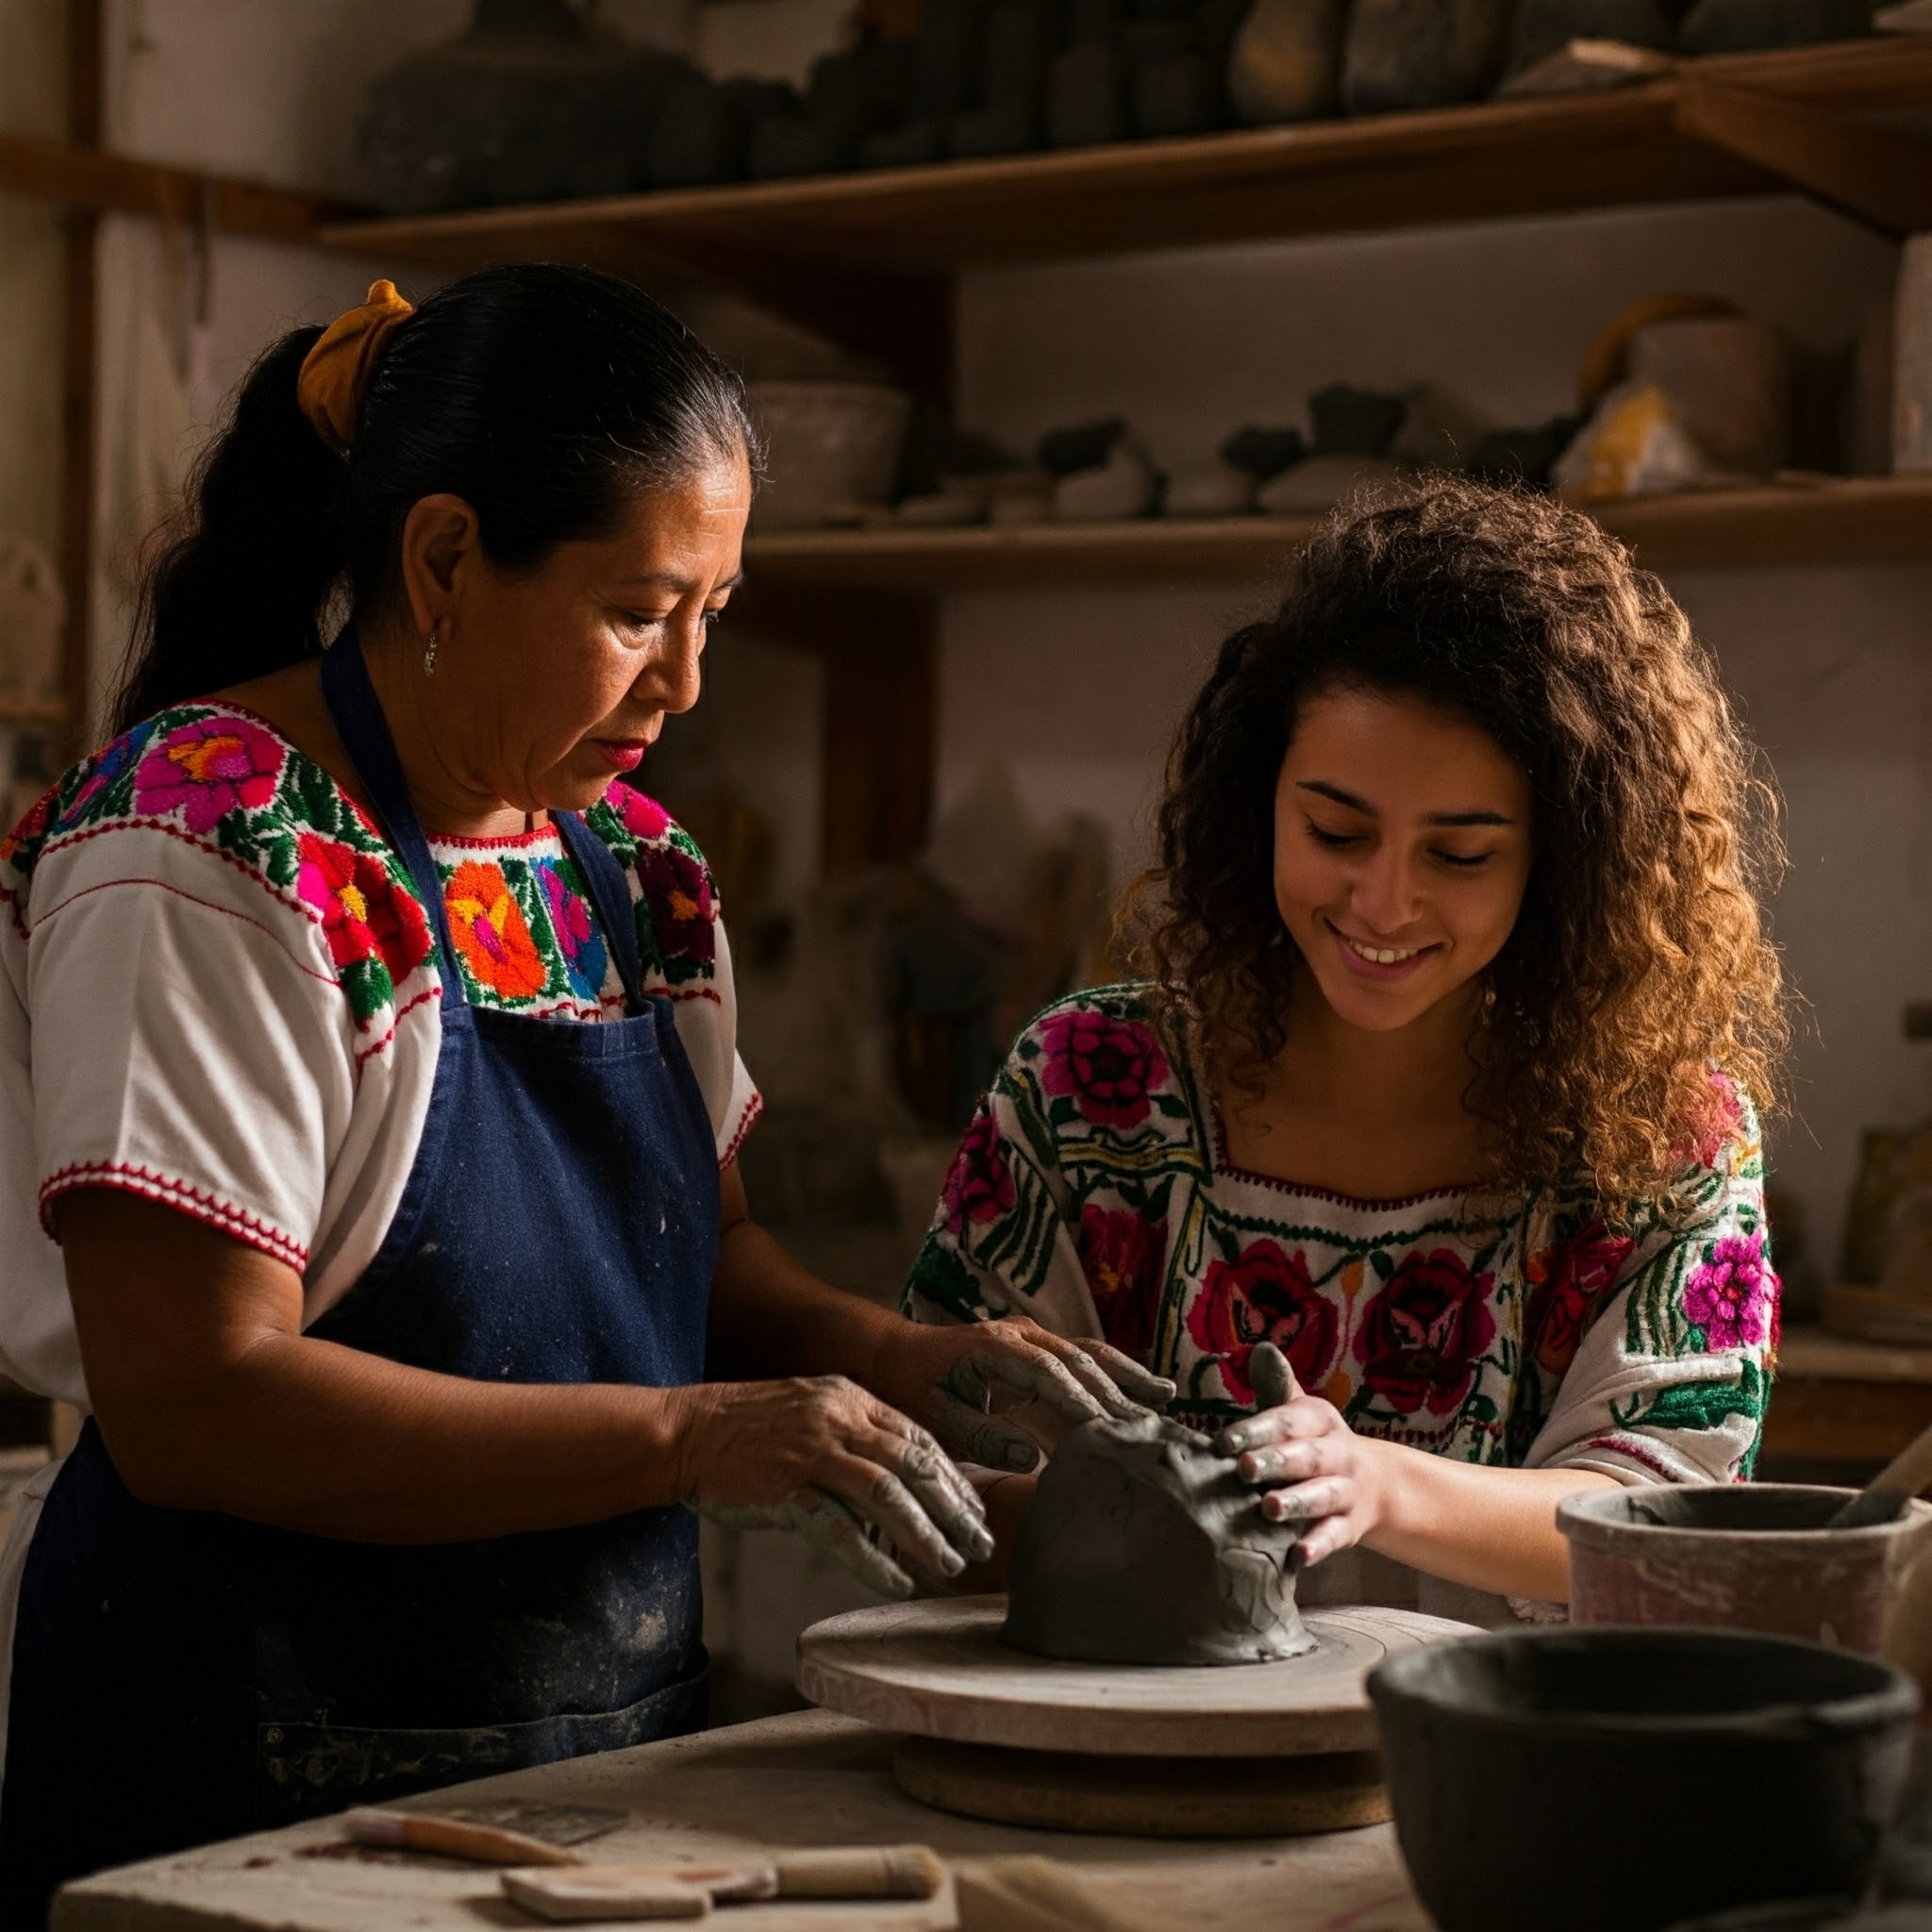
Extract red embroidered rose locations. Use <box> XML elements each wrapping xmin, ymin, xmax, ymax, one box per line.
<box><xmin>1354</xmin><ymin>1247</ymin><xmax>1497</xmax><ymax>1418</ymax></box>
<box><xmin>636</xmin><ymin>839</ymin><xmax>715</xmax><ymax>970</ymax></box>
<box><xmin>1077</xmin><ymin>1206</ymin><xmax>1165</xmax><ymax>1360</ymax></box>
<box><xmin>1524</xmin><ymin>1223</ymin><xmax>1634</xmax><ymax>1378</ymax></box>
<box><xmin>296</xmin><ymin>832</ymin><xmax>432</xmax><ymax>986</ymax></box>
<box><xmin>1186</xmin><ymin>1239</ymin><xmax>1339</xmax><ymax>1406</ymax></box>
<box><xmin>941</xmin><ymin>1111</ymin><xmax>1016</xmax><ymax>1237</ymax></box>
<box><xmin>1037</xmin><ymin>1007</ymin><xmax>1168</xmax><ymax>1131</ymax></box>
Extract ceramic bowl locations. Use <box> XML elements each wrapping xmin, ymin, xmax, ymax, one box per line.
<box><xmin>1369</xmin><ymin>1626</ymin><xmax>1920</xmax><ymax>1932</ymax></box>
<box><xmin>1559</xmin><ymin>1484</ymin><xmax>1932</xmax><ymax>1655</ymax></box>
<box><xmin>744</xmin><ymin>381</ymin><xmax>910</xmax><ymax>530</ymax></box>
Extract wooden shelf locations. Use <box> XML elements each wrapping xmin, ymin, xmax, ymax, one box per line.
<box><xmin>0</xmin><ymin>700</ymin><xmax>69</xmax><ymax>727</ymax></box>
<box><xmin>742</xmin><ymin>476</ymin><xmax>1932</xmax><ymax>591</ymax></box>
<box><xmin>324</xmin><ymin>40</ymin><xmax>1932</xmax><ymax>280</ymax></box>
<box><xmin>0</xmin><ymin>134</ymin><xmax>360</xmax><ymax>242</ymax></box>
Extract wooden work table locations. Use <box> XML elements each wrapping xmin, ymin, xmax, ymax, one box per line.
<box><xmin>55</xmin><ymin>1708</ymin><xmax>1424</xmax><ymax>1932</ymax></box>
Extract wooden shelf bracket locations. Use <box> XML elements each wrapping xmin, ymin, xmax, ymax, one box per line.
<box><xmin>1673</xmin><ymin>78</ymin><xmax>1932</xmax><ymax>236</ymax></box>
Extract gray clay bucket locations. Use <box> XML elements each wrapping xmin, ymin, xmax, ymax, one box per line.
<box><xmin>1559</xmin><ymin>1484</ymin><xmax>1932</xmax><ymax>1654</ymax></box>
<box><xmin>1369</xmin><ymin>1626</ymin><xmax>1921</xmax><ymax>1932</ymax></box>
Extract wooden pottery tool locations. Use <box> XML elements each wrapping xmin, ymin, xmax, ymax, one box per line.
<box><xmin>501</xmin><ymin>1845</ymin><xmax>946</xmax><ymax>1923</ymax></box>
<box><xmin>343</xmin><ymin>1800</ymin><xmax>625</xmax><ymax>1865</ymax></box>
<box><xmin>797</xmin><ymin>1596</ymin><xmax>1474</xmax><ymax>1837</ymax></box>
<box><xmin>1831</xmin><ymin>1415</ymin><xmax>1932</xmax><ymax>1528</ymax></box>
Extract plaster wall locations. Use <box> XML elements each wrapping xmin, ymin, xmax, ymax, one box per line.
<box><xmin>943</xmin><ymin>200</ymin><xmax>1932</xmax><ymax>1293</ymax></box>
<box><xmin>0</xmin><ymin>3</ymin><xmax>69</xmax><ymax>563</ymax></box>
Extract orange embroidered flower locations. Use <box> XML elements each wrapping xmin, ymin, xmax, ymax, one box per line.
<box><xmin>444</xmin><ymin>859</ymin><xmax>547</xmax><ymax>1000</ymax></box>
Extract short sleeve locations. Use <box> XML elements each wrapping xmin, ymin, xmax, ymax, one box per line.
<box><xmin>1522</xmin><ymin>1085</ymin><xmax>1777</xmax><ymax>1487</ymax></box>
<box><xmin>670</xmin><ymin>916</ymin><xmax>761</xmax><ymax>1167</ymax></box>
<box><xmin>29</xmin><ymin>824</ymin><xmax>358</xmax><ymax>1274</ymax></box>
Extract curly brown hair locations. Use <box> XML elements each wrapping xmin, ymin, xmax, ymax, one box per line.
<box><xmin>1124</xmin><ymin>475</ymin><xmax>1787</xmax><ymax>1224</ymax></box>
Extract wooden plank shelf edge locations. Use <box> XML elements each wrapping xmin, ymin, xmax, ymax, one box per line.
<box><xmin>741</xmin><ymin>477</ymin><xmax>1932</xmax><ymax>591</ymax></box>
<box><xmin>0</xmin><ymin>133</ymin><xmax>363</xmax><ymax>243</ymax></box>
<box><xmin>320</xmin><ymin>39</ymin><xmax>1932</xmax><ymax>276</ymax></box>
<box><xmin>0</xmin><ymin>700</ymin><xmax>71</xmax><ymax>727</ymax></box>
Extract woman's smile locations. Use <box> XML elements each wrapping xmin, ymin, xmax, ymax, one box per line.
<box><xmin>1327</xmin><ymin>918</ymin><xmax>1442</xmax><ymax>981</ymax></box>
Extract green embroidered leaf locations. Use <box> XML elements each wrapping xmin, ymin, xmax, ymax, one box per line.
<box><xmin>902</xmin><ymin>1240</ymin><xmax>989</xmax><ymax>1323</ymax></box>
<box><xmin>1370</xmin><ymin>1250</ymin><xmax>1394</xmax><ymax>1281</ymax></box>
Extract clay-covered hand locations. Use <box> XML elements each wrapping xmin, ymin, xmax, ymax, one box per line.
<box><xmin>1216</xmin><ymin>1342</ymin><xmax>1380</xmax><ymax>1566</ymax></box>
<box><xmin>876</xmin><ymin>1316</ymin><xmax>1176</xmax><ymax>1473</ymax></box>
<box><xmin>671</xmin><ymin>1374</ymin><xmax>994</xmax><ymax>1597</ymax></box>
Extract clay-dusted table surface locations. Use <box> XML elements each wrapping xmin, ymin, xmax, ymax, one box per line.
<box><xmin>53</xmin><ymin>1709</ymin><xmax>1431</xmax><ymax>1932</ymax></box>
<box><xmin>798</xmin><ymin>1598</ymin><xmax>1475</xmax><ymax>1757</ymax></box>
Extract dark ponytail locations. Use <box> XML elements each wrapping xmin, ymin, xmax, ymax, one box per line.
<box><xmin>117</xmin><ymin>264</ymin><xmax>756</xmax><ymax>735</ymax></box>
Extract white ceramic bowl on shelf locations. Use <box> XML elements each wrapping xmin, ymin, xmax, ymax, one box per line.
<box><xmin>746</xmin><ymin>380</ymin><xmax>911</xmax><ymax>530</ymax></box>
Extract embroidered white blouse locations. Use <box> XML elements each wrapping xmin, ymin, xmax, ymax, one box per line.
<box><xmin>0</xmin><ymin>701</ymin><xmax>760</xmax><ymax>1410</ymax></box>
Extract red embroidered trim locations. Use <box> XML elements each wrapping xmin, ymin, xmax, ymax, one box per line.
<box><xmin>720</xmin><ymin>1091</ymin><xmax>765</xmax><ymax>1171</ymax></box>
<box><xmin>1208</xmin><ymin>1106</ymin><xmax>1474</xmax><ymax>1211</ymax></box>
<box><xmin>353</xmin><ymin>983</ymin><xmax>442</xmax><ymax>1067</ymax></box>
<box><xmin>1580</xmin><ymin>1434</ymin><xmax>1679</xmax><ymax>1482</ymax></box>
<box><xmin>35</xmin><ymin>875</ymin><xmax>341</xmax><ymax>991</ymax></box>
<box><xmin>40</xmin><ymin>816</ymin><xmax>316</xmax><ymax>932</ymax></box>
<box><xmin>39</xmin><ymin>1161</ymin><xmax>308</xmax><ymax>1271</ymax></box>
<box><xmin>425</xmin><ymin>822</ymin><xmax>565</xmax><ymax>852</ymax></box>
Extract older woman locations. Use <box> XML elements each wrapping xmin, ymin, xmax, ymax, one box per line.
<box><xmin>0</xmin><ymin>265</ymin><xmax>1167</xmax><ymax>1916</ymax></box>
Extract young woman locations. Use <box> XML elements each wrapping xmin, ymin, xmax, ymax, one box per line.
<box><xmin>908</xmin><ymin>475</ymin><xmax>1786</xmax><ymax>1621</ymax></box>
<box><xmin>0</xmin><ymin>265</ymin><xmax>1163</xmax><ymax>1915</ymax></box>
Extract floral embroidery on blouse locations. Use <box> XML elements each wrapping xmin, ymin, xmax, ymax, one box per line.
<box><xmin>1</xmin><ymin>701</ymin><xmax>725</xmax><ymax>1036</ymax></box>
<box><xmin>905</xmin><ymin>984</ymin><xmax>1777</xmax><ymax>1483</ymax></box>
<box><xmin>445</xmin><ymin>858</ymin><xmax>550</xmax><ymax>1003</ymax></box>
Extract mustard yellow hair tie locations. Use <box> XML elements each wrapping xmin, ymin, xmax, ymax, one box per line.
<box><xmin>296</xmin><ymin>279</ymin><xmax>415</xmax><ymax>458</ymax></box>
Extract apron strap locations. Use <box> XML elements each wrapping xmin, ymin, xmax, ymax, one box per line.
<box><xmin>319</xmin><ymin>628</ymin><xmax>467</xmax><ymax>1008</ymax></box>
<box><xmin>553</xmin><ymin>808</ymin><xmax>648</xmax><ymax>1012</ymax></box>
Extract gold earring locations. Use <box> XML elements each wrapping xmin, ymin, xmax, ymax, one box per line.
<box><xmin>424</xmin><ymin>623</ymin><xmax>440</xmax><ymax>676</ymax></box>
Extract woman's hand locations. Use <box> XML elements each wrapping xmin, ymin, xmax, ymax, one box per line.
<box><xmin>873</xmin><ymin>1316</ymin><xmax>1176</xmax><ymax>1472</ymax></box>
<box><xmin>668</xmin><ymin>1374</ymin><xmax>994</xmax><ymax>1598</ymax></box>
<box><xmin>1217</xmin><ymin>1342</ymin><xmax>1384</xmax><ymax>1566</ymax></box>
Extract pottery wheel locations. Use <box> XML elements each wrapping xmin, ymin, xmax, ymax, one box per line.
<box><xmin>799</xmin><ymin>1597</ymin><xmax>1474</xmax><ymax>1838</ymax></box>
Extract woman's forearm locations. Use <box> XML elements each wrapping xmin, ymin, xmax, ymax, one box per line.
<box><xmin>706</xmin><ymin>1216</ymin><xmax>908</xmax><ymax>1383</ymax></box>
<box><xmin>61</xmin><ymin>1189</ymin><xmax>701</xmax><ymax>1542</ymax></box>
<box><xmin>1357</xmin><ymin>1440</ymin><xmax>1617</xmax><ymax>1602</ymax></box>
<box><xmin>110</xmin><ymin>1333</ymin><xmax>699</xmax><ymax>1542</ymax></box>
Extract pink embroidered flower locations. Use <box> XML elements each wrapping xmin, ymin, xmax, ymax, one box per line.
<box><xmin>1682</xmin><ymin>1233</ymin><xmax>1773</xmax><ymax>1351</ymax></box>
<box><xmin>1524</xmin><ymin>1224</ymin><xmax>1634</xmax><ymax>1378</ymax></box>
<box><xmin>1675</xmin><ymin>1069</ymin><xmax>1746</xmax><ymax>1170</ymax></box>
<box><xmin>133</xmin><ymin>716</ymin><xmax>283</xmax><ymax>833</ymax></box>
<box><xmin>296</xmin><ymin>832</ymin><xmax>431</xmax><ymax>985</ymax></box>
<box><xmin>1354</xmin><ymin>1248</ymin><xmax>1497</xmax><ymax>1418</ymax></box>
<box><xmin>1037</xmin><ymin>1007</ymin><xmax>1168</xmax><ymax>1132</ymax></box>
<box><xmin>1187</xmin><ymin>1239</ymin><xmax>1338</xmax><ymax>1406</ymax></box>
<box><xmin>1077</xmin><ymin>1206</ymin><xmax>1165</xmax><ymax>1361</ymax></box>
<box><xmin>635</xmin><ymin>839</ymin><xmax>715</xmax><ymax>969</ymax></box>
<box><xmin>614</xmin><ymin>783</ymin><xmax>671</xmax><ymax>842</ymax></box>
<box><xmin>941</xmin><ymin>1111</ymin><xmax>1016</xmax><ymax>1236</ymax></box>
<box><xmin>539</xmin><ymin>859</ymin><xmax>607</xmax><ymax>998</ymax></box>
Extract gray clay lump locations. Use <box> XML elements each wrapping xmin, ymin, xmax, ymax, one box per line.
<box><xmin>1003</xmin><ymin>1342</ymin><xmax>1313</xmax><ymax>1667</ymax></box>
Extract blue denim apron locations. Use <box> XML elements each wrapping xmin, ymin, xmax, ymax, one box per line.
<box><xmin>0</xmin><ymin>632</ymin><xmax>720</xmax><ymax>1921</ymax></box>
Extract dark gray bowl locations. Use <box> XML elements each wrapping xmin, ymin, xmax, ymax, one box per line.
<box><xmin>1368</xmin><ymin>1627</ymin><xmax>1920</xmax><ymax>1932</ymax></box>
